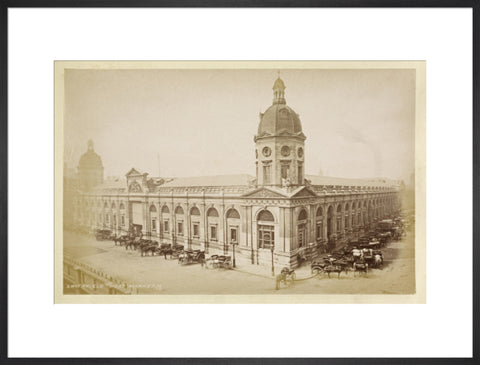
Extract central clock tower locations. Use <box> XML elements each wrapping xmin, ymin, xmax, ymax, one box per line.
<box><xmin>254</xmin><ymin>76</ymin><xmax>306</xmax><ymax>188</ymax></box>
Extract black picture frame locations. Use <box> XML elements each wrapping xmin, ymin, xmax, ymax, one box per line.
<box><xmin>0</xmin><ymin>1</ymin><xmax>478</xmax><ymax>364</ymax></box>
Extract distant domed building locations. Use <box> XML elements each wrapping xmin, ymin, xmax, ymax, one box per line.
<box><xmin>77</xmin><ymin>140</ymin><xmax>104</xmax><ymax>191</ymax></box>
<box><xmin>73</xmin><ymin>76</ymin><xmax>400</xmax><ymax>269</ymax></box>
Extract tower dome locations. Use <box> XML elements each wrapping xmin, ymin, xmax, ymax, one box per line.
<box><xmin>254</xmin><ymin>76</ymin><xmax>306</xmax><ymax>188</ymax></box>
<box><xmin>77</xmin><ymin>140</ymin><xmax>104</xmax><ymax>191</ymax></box>
<box><xmin>78</xmin><ymin>140</ymin><xmax>103</xmax><ymax>170</ymax></box>
<box><xmin>256</xmin><ymin>77</ymin><xmax>305</xmax><ymax>140</ymax></box>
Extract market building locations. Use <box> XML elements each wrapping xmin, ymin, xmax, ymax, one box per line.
<box><xmin>72</xmin><ymin>77</ymin><xmax>401</xmax><ymax>268</ymax></box>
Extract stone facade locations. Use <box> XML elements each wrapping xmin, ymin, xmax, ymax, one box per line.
<box><xmin>72</xmin><ymin>77</ymin><xmax>401</xmax><ymax>269</ymax></box>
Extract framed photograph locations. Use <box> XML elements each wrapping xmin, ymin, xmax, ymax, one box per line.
<box><xmin>2</xmin><ymin>1</ymin><xmax>476</xmax><ymax>362</ymax></box>
<box><xmin>54</xmin><ymin>60</ymin><xmax>426</xmax><ymax>304</ymax></box>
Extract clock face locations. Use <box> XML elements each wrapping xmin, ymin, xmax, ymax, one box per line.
<box><xmin>297</xmin><ymin>147</ymin><xmax>304</xmax><ymax>158</ymax></box>
<box><xmin>262</xmin><ymin>146</ymin><xmax>271</xmax><ymax>157</ymax></box>
<box><xmin>281</xmin><ymin>146</ymin><xmax>290</xmax><ymax>157</ymax></box>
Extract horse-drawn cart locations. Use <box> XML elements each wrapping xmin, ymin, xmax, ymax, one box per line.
<box><xmin>159</xmin><ymin>244</ymin><xmax>184</xmax><ymax>259</ymax></box>
<box><xmin>139</xmin><ymin>240</ymin><xmax>159</xmax><ymax>256</ymax></box>
<box><xmin>113</xmin><ymin>234</ymin><xmax>129</xmax><ymax>246</ymax></box>
<box><xmin>205</xmin><ymin>255</ymin><xmax>232</xmax><ymax>269</ymax></box>
<box><xmin>311</xmin><ymin>256</ymin><xmax>350</xmax><ymax>278</ymax></box>
<box><xmin>95</xmin><ymin>229</ymin><xmax>112</xmax><ymax>241</ymax></box>
<box><xmin>178</xmin><ymin>250</ymin><xmax>205</xmax><ymax>265</ymax></box>
<box><xmin>275</xmin><ymin>267</ymin><xmax>296</xmax><ymax>289</ymax></box>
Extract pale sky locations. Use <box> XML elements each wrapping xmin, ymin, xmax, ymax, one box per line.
<box><xmin>64</xmin><ymin>68</ymin><xmax>415</xmax><ymax>183</ymax></box>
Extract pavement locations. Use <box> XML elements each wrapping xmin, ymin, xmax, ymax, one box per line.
<box><xmin>63</xmin><ymin>228</ymin><xmax>415</xmax><ymax>295</ymax></box>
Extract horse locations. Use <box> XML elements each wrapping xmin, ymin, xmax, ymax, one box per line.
<box><xmin>140</xmin><ymin>244</ymin><xmax>157</xmax><ymax>257</ymax></box>
<box><xmin>353</xmin><ymin>262</ymin><xmax>369</xmax><ymax>276</ymax></box>
<box><xmin>125</xmin><ymin>239</ymin><xmax>135</xmax><ymax>250</ymax></box>
<box><xmin>275</xmin><ymin>267</ymin><xmax>296</xmax><ymax>289</ymax></box>
<box><xmin>323</xmin><ymin>265</ymin><xmax>344</xmax><ymax>278</ymax></box>
<box><xmin>162</xmin><ymin>245</ymin><xmax>184</xmax><ymax>260</ymax></box>
<box><xmin>374</xmin><ymin>254</ymin><xmax>383</xmax><ymax>267</ymax></box>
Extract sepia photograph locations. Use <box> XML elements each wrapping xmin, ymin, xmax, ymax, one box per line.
<box><xmin>55</xmin><ymin>61</ymin><xmax>425</xmax><ymax>303</ymax></box>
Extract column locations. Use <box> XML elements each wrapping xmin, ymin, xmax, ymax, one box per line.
<box><xmin>143</xmin><ymin>197</ymin><xmax>149</xmax><ymax>237</ymax></box>
<box><xmin>279</xmin><ymin>206</ymin><xmax>285</xmax><ymax>252</ymax></box>
<box><xmin>241</xmin><ymin>205</ymin><xmax>248</xmax><ymax>248</ymax></box>
<box><xmin>309</xmin><ymin>204</ymin><xmax>315</xmax><ymax>244</ymax></box>
<box><xmin>201</xmin><ymin>200</ymin><xmax>207</xmax><ymax>253</ymax></box>
<box><xmin>284</xmin><ymin>207</ymin><xmax>292</xmax><ymax>253</ymax></box>
<box><xmin>170</xmin><ymin>193</ymin><xmax>175</xmax><ymax>246</ymax></box>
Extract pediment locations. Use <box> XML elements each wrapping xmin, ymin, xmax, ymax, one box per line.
<box><xmin>291</xmin><ymin>187</ymin><xmax>318</xmax><ymax>198</ymax></box>
<box><xmin>125</xmin><ymin>168</ymin><xmax>148</xmax><ymax>178</ymax></box>
<box><xmin>242</xmin><ymin>188</ymin><xmax>288</xmax><ymax>199</ymax></box>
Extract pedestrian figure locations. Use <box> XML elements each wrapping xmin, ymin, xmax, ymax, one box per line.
<box><xmin>352</xmin><ymin>246</ymin><xmax>361</xmax><ymax>262</ymax></box>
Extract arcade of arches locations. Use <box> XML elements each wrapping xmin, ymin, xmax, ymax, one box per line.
<box><xmin>76</xmin><ymin>192</ymin><xmax>399</xmax><ymax>269</ymax></box>
<box><xmin>73</xmin><ymin>76</ymin><xmax>401</xmax><ymax>269</ymax></box>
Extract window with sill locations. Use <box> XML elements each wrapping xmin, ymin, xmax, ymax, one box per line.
<box><xmin>230</xmin><ymin>227</ymin><xmax>238</xmax><ymax>243</ymax></box>
<box><xmin>298</xmin><ymin>223</ymin><xmax>306</xmax><ymax>247</ymax></box>
<box><xmin>210</xmin><ymin>225</ymin><xmax>217</xmax><ymax>241</ymax></box>
<box><xmin>193</xmin><ymin>223</ymin><xmax>200</xmax><ymax>238</ymax></box>
<box><xmin>258</xmin><ymin>225</ymin><xmax>274</xmax><ymax>249</ymax></box>
<box><xmin>316</xmin><ymin>223</ymin><xmax>323</xmax><ymax>240</ymax></box>
<box><xmin>177</xmin><ymin>222</ymin><xmax>183</xmax><ymax>236</ymax></box>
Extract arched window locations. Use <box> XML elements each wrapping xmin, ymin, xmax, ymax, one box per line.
<box><xmin>104</xmin><ymin>202</ymin><xmax>108</xmax><ymax>209</ymax></box>
<box><xmin>207</xmin><ymin>208</ymin><xmax>219</xmax><ymax>242</ymax></box>
<box><xmin>175</xmin><ymin>206</ymin><xmax>184</xmax><ymax>215</ymax></box>
<box><xmin>119</xmin><ymin>202</ymin><xmax>125</xmax><ymax>210</ymax></box>
<box><xmin>327</xmin><ymin>205</ymin><xmax>334</xmax><ymax>216</ymax></box>
<box><xmin>258</xmin><ymin>210</ymin><xmax>274</xmax><ymax>249</ymax></box>
<box><xmin>344</xmin><ymin>203</ymin><xmax>350</xmax><ymax>229</ymax></box>
<box><xmin>207</xmin><ymin>208</ymin><xmax>219</xmax><ymax>217</ymax></box>
<box><xmin>226</xmin><ymin>208</ymin><xmax>240</xmax><ymax>244</ymax></box>
<box><xmin>298</xmin><ymin>209</ymin><xmax>307</xmax><ymax>221</ymax></box>
<box><xmin>190</xmin><ymin>207</ymin><xmax>201</xmax><ymax>238</ymax></box>
<box><xmin>316</xmin><ymin>207</ymin><xmax>323</xmax><ymax>217</ymax></box>
<box><xmin>336</xmin><ymin>205</ymin><xmax>343</xmax><ymax>233</ymax></box>
<box><xmin>297</xmin><ymin>209</ymin><xmax>308</xmax><ymax>247</ymax></box>
<box><xmin>111</xmin><ymin>202</ymin><xmax>116</xmax><ymax>209</ymax></box>
<box><xmin>149</xmin><ymin>204</ymin><xmax>159</xmax><ymax>234</ymax></box>
<box><xmin>257</xmin><ymin>210</ymin><xmax>274</xmax><ymax>222</ymax></box>
<box><xmin>161</xmin><ymin>205</ymin><xmax>170</xmax><ymax>234</ymax></box>
<box><xmin>190</xmin><ymin>207</ymin><xmax>200</xmax><ymax>216</ymax></box>
<box><xmin>351</xmin><ymin>202</ymin><xmax>356</xmax><ymax>210</ymax></box>
<box><xmin>226</xmin><ymin>209</ymin><xmax>240</xmax><ymax>219</ymax></box>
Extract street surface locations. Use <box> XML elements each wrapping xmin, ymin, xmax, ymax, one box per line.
<box><xmin>63</xmin><ymin>228</ymin><xmax>415</xmax><ymax>295</ymax></box>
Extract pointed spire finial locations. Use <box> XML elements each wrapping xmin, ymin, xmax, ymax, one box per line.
<box><xmin>87</xmin><ymin>139</ymin><xmax>94</xmax><ymax>152</ymax></box>
<box><xmin>272</xmin><ymin>71</ymin><xmax>286</xmax><ymax>104</ymax></box>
